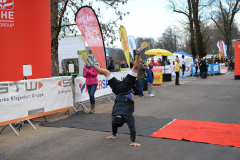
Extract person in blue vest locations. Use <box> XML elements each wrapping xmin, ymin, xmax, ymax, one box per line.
<box><xmin>146</xmin><ymin>64</ymin><xmax>155</xmax><ymax>97</ymax></box>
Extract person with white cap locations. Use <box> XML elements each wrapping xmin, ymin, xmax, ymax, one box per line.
<box><xmin>181</xmin><ymin>55</ymin><xmax>186</xmax><ymax>79</ymax></box>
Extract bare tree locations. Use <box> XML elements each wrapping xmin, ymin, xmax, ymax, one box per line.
<box><xmin>169</xmin><ymin>0</ymin><xmax>215</xmax><ymax>59</ymax></box>
<box><xmin>211</xmin><ymin>0</ymin><xmax>240</xmax><ymax>58</ymax></box>
<box><xmin>135</xmin><ymin>37</ymin><xmax>155</xmax><ymax>60</ymax></box>
<box><xmin>50</xmin><ymin>0</ymin><xmax>130</xmax><ymax>76</ymax></box>
<box><xmin>154</xmin><ymin>26</ymin><xmax>182</xmax><ymax>52</ymax></box>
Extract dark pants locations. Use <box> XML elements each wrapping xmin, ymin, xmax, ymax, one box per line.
<box><xmin>182</xmin><ymin>64</ymin><xmax>185</xmax><ymax>76</ymax></box>
<box><xmin>87</xmin><ymin>84</ymin><xmax>97</xmax><ymax>105</ymax></box>
<box><xmin>200</xmin><ymin>66</ymin><xmax>203</xmax><ymax>77</ymax></box>
<box><xmin>175</xmin><ymin>72</ymin><xmax>179</xmax><ymax>85</ymax></box>
<box><xmin>195</xmin><ymin>66</ymin><xmax>198</xmax><ymax>77</ymax></box>
<box><xmin>137</xmin><ymin>79</ymin><xmax>145</xmax><ymax>96</ymax></box>
<box><xmin>112</xmin><ymin>115</ymin><xmax>136</xmax><ymax>142</ymax></box>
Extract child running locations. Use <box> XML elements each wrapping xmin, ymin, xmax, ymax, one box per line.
<box><xmin>83</xmin><ymin>45</ymin><xmax>148</xmax><ymax>147</ymax></box>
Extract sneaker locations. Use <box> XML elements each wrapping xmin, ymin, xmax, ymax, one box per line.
<box><xmin>149</xmin><ymin>94</ymin><xmax>155</xmax><ymax>97</ymax></box>
<box><xmin>182</xmin><ymin>76</ymin><xmax>186</xmax><ymax>79</ymax></box>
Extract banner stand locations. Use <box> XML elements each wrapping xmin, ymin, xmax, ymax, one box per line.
<box><xmin>100</xmin><ymin>95</ymin><xmax>114</xmax><ymax>104</ymax></box>
<box><xmin>74</xmin><ymin>102</ymin><xmax>89</xmax><ymax>113</ymax></box>
<box><xmin>73</xmin><ymin>94</ymin><xmax>115</xmax><ymax>113</ymax></box>
<box><xmin>0</xmin><ymin>124</ymin><xmax>19</xmax><ymax>136</ymax></box>
<box><xmin>0</xmin><ymin>119</ymin><xmax>37</xmax><ymax>136</ymax></box>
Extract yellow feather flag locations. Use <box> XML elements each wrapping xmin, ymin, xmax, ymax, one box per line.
<box><xmin>218</xmin><ymin>50</ymin><xmax>222</xmax><ymax>59</ymax></box>
<box><xmin>119</xmin><ymin>26</ymin><xmax>130</xmax><ymax>68</ymax></box>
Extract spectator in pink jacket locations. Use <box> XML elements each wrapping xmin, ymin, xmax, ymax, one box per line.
<box><xmin>83</xmin><ymin>58</ymin><xmax>98</xmax><ymax>114</ymax></box>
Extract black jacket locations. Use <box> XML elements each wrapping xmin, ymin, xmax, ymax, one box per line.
<box><xmin>121</xmin><ymin>64</ymin><xmax>126</xmax><ymax>68</ymax></box>
<box><xmin>108</xmin><ymin>60</ymin><xmax>114</xmax><ymax>70</ymax></box>
<box><xmin>112</xmin><ymin>96</ymin><xmax>134</xmax><ymax>120</ymax></box>
<box><xmin>202</xmin><ymin>61</ymin><xmax>207</xmax><ymax>71</ymax></box>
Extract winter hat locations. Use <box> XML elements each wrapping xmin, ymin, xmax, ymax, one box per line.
<box><xmin>149</xmin><ymin>64</ymin><xmax>153</xmax><ymax>69</ymax></box>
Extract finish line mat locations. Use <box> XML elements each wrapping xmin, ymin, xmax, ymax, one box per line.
<box><xmin>40</xmin><ymin>111</ymin><xmax>173</xmax><ymax>137</ymax></box>
<box><xmin>151</xmin><ymin>119</ymin><xmax>240</xmax><ymax>147</ymax></box>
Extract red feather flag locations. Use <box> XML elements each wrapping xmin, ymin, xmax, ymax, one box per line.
<box><xmin>75</xmin><ymin>6</ymin><xmax>107</xmax><ymax>69</ymax></box>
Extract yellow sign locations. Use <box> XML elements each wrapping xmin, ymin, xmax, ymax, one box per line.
<box><xmin>152</xmin><ymin>69</ymin><xmax>162</xmax><ymax>85</ymax></box>
<box><xmin>119</xmin><ymin>26</ymin><xmax>130</xmax><ymax>68</ymax></box>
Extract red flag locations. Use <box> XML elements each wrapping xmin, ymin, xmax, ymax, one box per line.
<box><xmin>75</xmin><ymin>6</ymin><xmax>106</xmax><ymax>69</ymax></box>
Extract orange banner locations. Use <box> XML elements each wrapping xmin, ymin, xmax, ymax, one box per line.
<box><xmin>0</xmin><ymin>0</ymin><xmax>51</xmax><ymax>82</ymax></box>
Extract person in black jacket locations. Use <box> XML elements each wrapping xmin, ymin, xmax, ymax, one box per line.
<box><xmin>201</xmin><ymin>57</ymin><xmax>207</xmax><ymax>78</ymax></box>
<box><xmin>120</xmin><ymin>61</ymin><xmax>126</xmax><ymax>68</ymax></box>
<box><xmin>107</xmin><ymin>57</ymin><xmax>115</xmax><ymax>72</ymax></box>
<box><xmin>214</xmin><ymin>56</ymin><xmax>220</xmax><ymax>64</ymax></box>
<box><xmin>85</xmin><ymin>49</ymin><xmax>145</xmax><ymax>147</ymax></box>
<box><xmin>199</xmin><ymin>58</ymin><xmax>203</xmax><ymax>77</ymax></box>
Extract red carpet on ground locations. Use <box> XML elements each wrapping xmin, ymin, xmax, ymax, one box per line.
<box><xmin>151</xmin><ymin>119</ymin><xmax>240</xmax><ymax>147</ymax></box>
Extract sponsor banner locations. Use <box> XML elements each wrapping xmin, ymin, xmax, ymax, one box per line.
<box><xmin>75</xmin><ymin>72</ymin><xmax>128</xmax><ymax>103</ymax></box>
<box><xmin>171</xmin><ymin>65</ymin><xmax>191</xmax><ymax>77</ymax></box>
<box><xmin>0</xmin><ymin>1</ymin><xmax>51</xmax><ymax>82</ymax></box>
<box><xmin>0</xmin><ymin>77</ymin><xmax>73</xmax><ymax>126</ymax></box>
<box><xmin>207</xmin><ymin>65</ymin><xmax>213</xmax><ymax>74</ymax></box>
<box><xmin>119</xmin><ymin>25</ymin><xmax>130</xmax><ymax>68</ymax></box>
<box><xmin>153</xmin><ymin>66</ymin><xmax>172</xmax><ymax>74</ymax></box>
<box><xmin>128</xmin><ymin>35</ymin><xmax>137</xmax><ymax>59</ymax></box>
<box><xmin>191</xmin><ymin>64</ymin><xmax>220</xmax><ymax>76</ymax></box>
<box><xmin>211</xmin><ymin>64</ymin><xmax>220</xmax><ymax>74</ymax></box>
<box><xmin>75</xmin><ymin>6</ymin><xmax>106</xmax><ymax>69</ymax></box>
<box><xmin>220</xmin><ymin>63</ymin><xmax>227</xmax><ymax>74</ymax></box>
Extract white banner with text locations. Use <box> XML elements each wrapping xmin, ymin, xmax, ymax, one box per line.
<box><xmin>220</xmin><ymin>63</ymin><xmax>227</xmax><ymax>74</ymax></box>
<box><xmin>0</xmin><ymin>77</ymin><xmax>73</xmax><ymax>126</ymax></box>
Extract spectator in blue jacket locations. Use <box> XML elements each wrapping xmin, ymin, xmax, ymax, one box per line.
<box><xmin>146</xmin><ymin>64</ymin><xmax>155</xmax><ymax>97</ymax></box>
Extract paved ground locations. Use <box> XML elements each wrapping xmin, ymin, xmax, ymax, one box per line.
<box><xmin>1</xmin><ymin>72</ymin><xmax>240</xmax><ymax>160</ymax></box>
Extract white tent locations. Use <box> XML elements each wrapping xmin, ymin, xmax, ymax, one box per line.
<box><xmin>58</xmin><ymin>35</ymin><xmax>85</xmax><ymax>73</ymax></box>
<box><xmin>172</xmin><ymin>53</ymin><xmax>193</xmax><ymax>65</ymax></box>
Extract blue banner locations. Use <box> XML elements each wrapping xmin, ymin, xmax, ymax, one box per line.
<box><xmin>191</xmin><ymin>65</ymin><xmax>200</xmax><ymax>76</ymax></box>
<box><xmin>191</xmin><ymin>64</ymin><xmax>220</xmax><ymax>75</ymax></box>
<box><xmin>210</xmin><ymin>64</ymin><xmax>220</xmax><ymax>74</ymax></box>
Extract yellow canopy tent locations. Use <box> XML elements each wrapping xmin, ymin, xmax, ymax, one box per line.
<box><xmin>145</xmin><ymin>49</ymin><xmax>173</xmax><ymax>56</ymax></box>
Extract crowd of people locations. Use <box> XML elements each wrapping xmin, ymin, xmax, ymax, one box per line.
<box><xmin>194</xmin><ymin>56</ymin><xmax>209</xmax><ymax>78</ymax></box>
<box><xmin>193</xmin><ymin>55</ymin><xmax>234</xmax><ymax>79</ymax></box>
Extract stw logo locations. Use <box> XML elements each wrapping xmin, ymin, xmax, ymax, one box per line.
<box><xmin>0</xmin><ymin>0</ymin><xmax>14</xmax><ymax>10</ymax></box>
